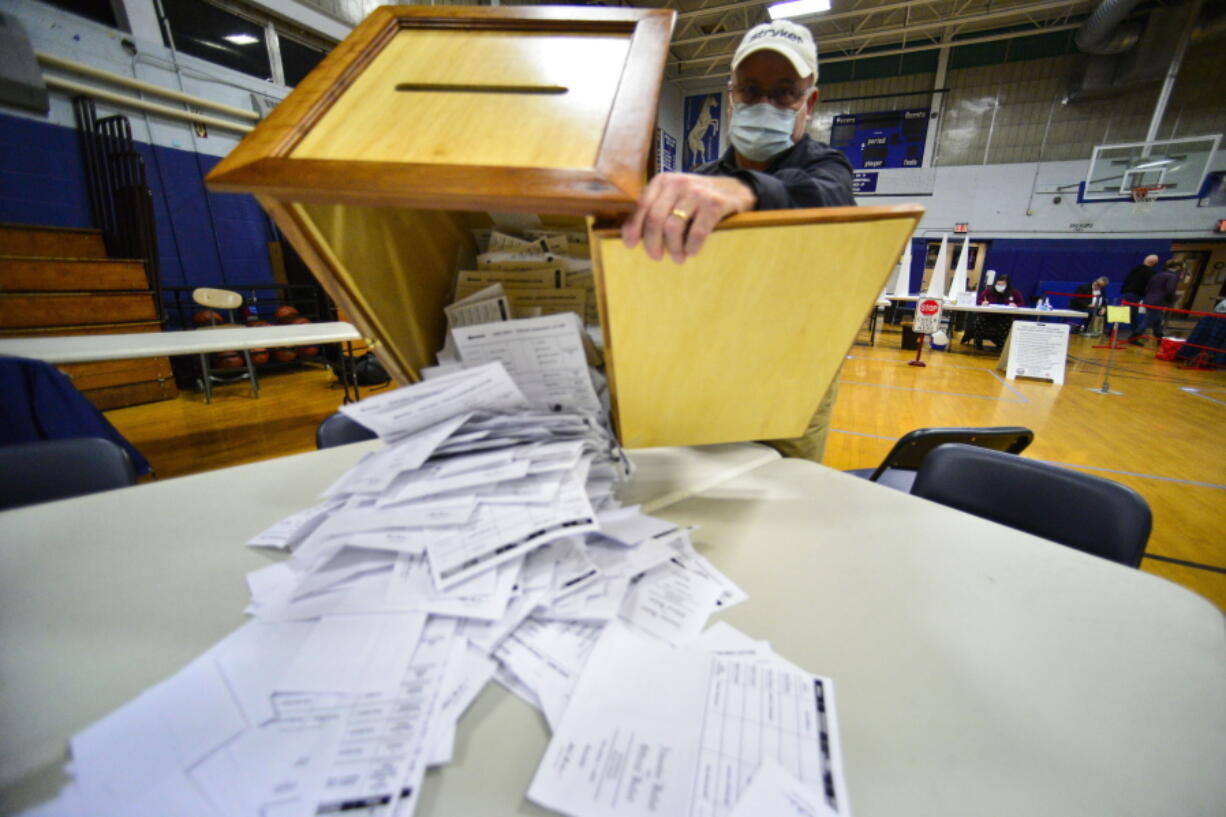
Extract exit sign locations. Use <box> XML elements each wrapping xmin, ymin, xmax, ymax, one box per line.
<box><xmin>954</xmin><ymin>223</ymin><xmax>970</xmax><ymax>233</ymax></box>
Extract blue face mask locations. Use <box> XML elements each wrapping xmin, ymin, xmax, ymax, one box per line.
<box><xmin>730</xmin><ymin>102</ymin><xmax>799</xmax><ymax>162</ymax></box>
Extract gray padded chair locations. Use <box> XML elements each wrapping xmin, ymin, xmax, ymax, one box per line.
<box><xmin>0</xmin><ymin>437</ymin><xmax>137</xmax><ymax>511</ymax></box>
<box><xmin>316</xmin><ymin>411</ymin><xmax>378</xmax><ymax>449</ymax></box>
<box><xmin>845</xmin><ymin>426</ymin><xmax>1034</xmax><ymax>492</ymax></box>
<box><xmin>910</xmin><ymin>443</ymin><xmax>1150</xmax><ymax>567</ymax></box>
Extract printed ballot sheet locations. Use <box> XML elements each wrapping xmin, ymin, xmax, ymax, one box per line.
<box><xmin>726</xmin><ymin>759</ymin><xmax>837</xmax><ymax>817</ymax></box>
<box><xmin>451</xmin><ymin>314</ymin><xmax>601</xmax><ymax>413</ymax></box>
<box><xmin>720</xmin><ymin>755</ymin><xmax>838</xmax><ymax>814</ymax></box>
<box><xmin>529</xmin><ymin>622</ymin><xmax>849</xmax><ymax>817</ymax></box>
<box><xmin>424</xmin><ymin>469</ymin><xmax>598</xmax><ymax>589</ymax></box>
<box><xmin>339</xmin><ymin>363</ymin><xmax>529</xmax><ymax>440</ymax></box>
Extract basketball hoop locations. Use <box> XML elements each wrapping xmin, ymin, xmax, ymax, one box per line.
<box><xmin>1131</xmin><ymin>184</ymin><xmax>1167</xmax><ymax>213</ymax></box>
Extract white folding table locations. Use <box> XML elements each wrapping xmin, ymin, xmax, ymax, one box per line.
<box><xmin>0</xmin><ymin>322</ymin><xmax>363</xmax><ymax>364</ymax></box>
<box><xmin>2</xmin><ymin>447</ymin><xmax>1222</xmax><ymax>817</ymax></box>
<box><xmin>0</xmin><ymin>321</ymin><xmax>365</xmax><ymax>403</ymax></box>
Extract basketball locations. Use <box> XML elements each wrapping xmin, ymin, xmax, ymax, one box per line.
<box><xmin>211</xmin><ymin>351</ymin><xmax>243</xmax><ymax>369</ymax></box>
<box><xmin>299</xmin><ymin>345</ymin><xmax>319</xmax><ymax>358</ymax></box>
<box><xmin>193</xmin><ymin>309</ymin><xmax>222</xmax><ymax>326</ymax></box>
<box><xmin>290</xmin><ymin>316</ymin><xmax>311</xmax><ymax>325</ymax></box>
<box><xmin>250</xmin><ymin>348</ymin><xmax>269</xmax><ymax>365</ymax></box>
<box><xmin>272</xmin><ymin>348</ymin><xmax>297</xmax><ymax>363</ymax></box>
<box><xmin>249</xmin><ymin>320</ymin><xmax>272</xmax><ymax>328</ymax></box>
<box><xmin>273</xmin><ymin>305</ymin><xmax>300</xmax><ymax>323</ymax></box>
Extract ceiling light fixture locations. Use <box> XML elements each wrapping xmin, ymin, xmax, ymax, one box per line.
<box><xmin>223</xmin><ymin>33</ymin><xmax>260</xmax><ymax>45</ymax></box>
<box><xmin>767</xmin><ymin>0</ymin><xmax>832</xmax><ymax>20</ymax></box>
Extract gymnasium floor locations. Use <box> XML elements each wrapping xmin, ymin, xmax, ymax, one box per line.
<box><xmin>104</xmin><ymin>326</ymin><xmax>1226</xmax><ymax>613</ymax></box>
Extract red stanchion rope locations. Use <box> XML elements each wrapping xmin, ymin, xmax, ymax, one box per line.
<box><xmin>1120</xmin><ymin>300</ymin><xmax>1226</xmax><ymax>319</ymax></box>
<box><xmin>1041</xmin><ymin>292</ymin><xmax>1226</xmax><ymax>320</ymax></box>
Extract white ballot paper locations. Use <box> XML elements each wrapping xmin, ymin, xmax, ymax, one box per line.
<box><xmin>340</xmin><ymin>363</ymin><xmax>529</xmax><ymax>440</ymax></box>
<box><xmin>424</xmin><ymin>468</ymin><xmax>597</xmax><ymax>590</ymax></box>
<box><xmin>451</xmin><ymin>314</ymin><xmax>601</xmax><ymax>413</ymax></box>
<box><xmin>619</xmin><ymin>557</ymin><xmax>726</xmax><ymax>646</ymax></box>
<box><xmin>444</xmin><ymin>283</ymin><xmax>512</xmax><ymax>328</ymax></box>
<box><xmin>727</xmin><ymin>759</ymin><xmax>838</xmax><ymax>817</ymax></box>
<box><xmin>529</xmin><ymin>622</ymin><xmax>849</xmax><ymax>817</ymax></box>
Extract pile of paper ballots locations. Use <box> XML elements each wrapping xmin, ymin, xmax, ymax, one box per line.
<box><xmin>33</xmin><ymin>357</ymin><xmax>850</xmax><ymax>817</ymax></box>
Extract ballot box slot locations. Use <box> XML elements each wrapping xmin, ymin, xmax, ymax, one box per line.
<box><xmin>394</xmin><ymin>83</ymin><xmax>568</xmax><ymax>96</ymax></box>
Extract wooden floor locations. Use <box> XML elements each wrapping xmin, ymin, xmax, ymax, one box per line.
<box><xmin>104</xmin><ymin>327</ymin><xmax>1226</xmax><ymax>613</ymax></box>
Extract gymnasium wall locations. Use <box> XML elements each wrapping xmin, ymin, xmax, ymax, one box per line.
<box><xmin>681</xmin><ymin>27</ymin><xmax>1226</xmax><ymax>236</ymax></box>
<box><xmin>0</xmin><ymin>111</ymin><xmax>275</xmax><ymax>295</ymax></box>
<box><xmin>1</xmin><ymin>0</ymin><xmax>301</xmax><ymax>319</ymax></box>
<box><xmin>4</xmin><ymin>0</ymin><xmax>1225</xmax><ymax>316</ymax></box>
<box><xmin>680</xmin><ymin>22</ymin><xmax>1226</xmax><ymax>299</ymax></box>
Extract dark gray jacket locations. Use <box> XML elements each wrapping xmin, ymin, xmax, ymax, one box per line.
<box><xmin>1142</xmin><ymin>269</ymin><xmax>1178</xmax><ymax>307</ymax></box>
<box><xmin>694</xmin><ymin>136</ymin><xmax>855</xmax><ymax>209</ymax></box>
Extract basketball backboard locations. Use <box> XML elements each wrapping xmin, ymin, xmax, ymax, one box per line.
<box><xmin>1083</xmin><ymin>134</ymin><xmax>1221</xmax><ymax>200</ymax></box>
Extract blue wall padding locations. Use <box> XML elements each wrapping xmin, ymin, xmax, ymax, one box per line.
<box><xmin>0</xmin><ymin>112</ymin><xmax>92</xmax><ymax>228</ymax></box>
<box><xmin>908</xmin><ymin>237</ymin><xmax>1174</xmax><ymax>303</ymax></box>
<box><xmin>0</xmin><ymin>112</ymin><xmax>274</xmax><ymax>298</ymax></box>
<box><xmin>0</xmin><ymin>110</ymin><xmax>1184</xmax><ymax>314</ymax></box>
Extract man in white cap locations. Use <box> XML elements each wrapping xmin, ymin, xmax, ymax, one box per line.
<box><xmin>622</xmin><ymin>19</ymin><xmax>854</xmax><ymax>265</ymax></box>
<box><xmin>621</xmin><ymin>20</ymin><xmax>855</xmax><ymax>463</ymax></box>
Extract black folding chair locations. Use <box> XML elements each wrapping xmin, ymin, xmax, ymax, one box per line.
<box><xmin>845</xmin><ymin>426</ymin><xmax>1034</xmax><ymax>492</ymax></box>
<box><xmin>316</xmin><ymin>411</ymin><xmax>378</xmax><ymax>449</ymax></box>
<box><xmin>911</xmin><ymin>443</ymin><xmax>1150</xmax><ymax>567</ymax></box>
<box><xmin>0</xmin><ymin>437</ymin><xmax>137</xmax><ymax>511</ymax></box>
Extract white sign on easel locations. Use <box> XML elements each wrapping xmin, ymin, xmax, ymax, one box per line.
<box><xmin>1006</xmin><ymin>322</ymin><xmax>1070</xmax><ymax>384</ymax></box>
<box><xmin>913</xmin><ymin>298</ymin><xmax>943</xmax><ymax>334</ymax></box>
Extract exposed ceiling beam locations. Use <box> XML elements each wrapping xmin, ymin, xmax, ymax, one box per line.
<box><xmin>668</xmin><ymin>0</ymin><xmax>1085</xmax><ymax>48</ymax></box>
<box><xmin>676</xmin><ymin>0</ymin><xmax>773</xmax><ymax>21</ymax></box>
<box><xmin>674</xmin><ymin>19</ymin><xmax>1081</xmax><ymax>87</ymax></box>
<box><xmin>668</xmin><ymin>0</ymin><xmax>1089</xmax><ymax>66</ymax></box>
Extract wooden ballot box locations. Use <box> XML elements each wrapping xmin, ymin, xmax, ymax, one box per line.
<box><xmin>206</xmin><ymin>5</ymin><xmax>923</xmax><ymax>448</ymax></box>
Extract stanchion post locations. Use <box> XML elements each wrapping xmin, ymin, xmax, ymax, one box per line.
<box><xmin>909</xmin><ymin>334</ymin><xmax>927</xmax><ymax>367</ymax></box>
<box><xmin>1099</xmin><ymin>323</ymin><xmax>1117</xmax><ymax>393</ymax></box>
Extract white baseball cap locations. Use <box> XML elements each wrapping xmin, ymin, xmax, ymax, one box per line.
<box><xmin>731</xmin><ymin>20</ymin><xmax>818</xmax><ymax>81</ymax></box>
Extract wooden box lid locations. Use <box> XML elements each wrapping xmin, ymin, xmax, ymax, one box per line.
<box><xmin>591</xmin><ymin>204</ymin><xmax>924</xmax><ymax>448</ymax></box>
<box><xmin>206</xmin><ymin>5</ymin><xmax>675</xmax><ymax>216</ymax></box>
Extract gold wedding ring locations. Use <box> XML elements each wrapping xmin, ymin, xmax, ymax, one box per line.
<box><xmin>671</xmin><ymin>208</ymin><xmax>690</xmax><ymax>221</ymax></box>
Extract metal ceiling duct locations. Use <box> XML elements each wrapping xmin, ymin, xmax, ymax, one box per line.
<box><xmin>1067</xmin><ymin>1</ymin><xmax>1200</xmax><ymax>102</ymax></box>
<box><xmin>1075</xmin><ymin>0</ymin><xmax>1146</xmax><ymax>54</ymax></box>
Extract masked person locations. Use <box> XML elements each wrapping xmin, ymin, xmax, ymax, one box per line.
<box><xmin>620</xmin><ymin>21</ymin><xmax>855</xmax><ymax>463</ymax></box>
<box><xmin>1070</xmin><ymin>276</ymin><xmax>1110</xmax><ymax>335</ymax></box>
<box><xmin>961</xmin><ymin>274</ymin><xmax>1025</xmax><ymax>352</ymax></box>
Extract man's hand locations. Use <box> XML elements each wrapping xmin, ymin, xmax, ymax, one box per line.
<box><xmin>621</xmin><ymin>173</ymin><xmax>756</xmax><ymax>263</ymax></box>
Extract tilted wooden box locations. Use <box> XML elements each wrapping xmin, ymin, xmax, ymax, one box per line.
<box><xmin>207</xmin><ymin>4</ymin><xmax>922</xmax><ymax>448</ymax></box>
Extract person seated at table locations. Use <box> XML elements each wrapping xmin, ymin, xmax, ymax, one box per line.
<box><xmin>1070</xmin><ymin>276</ymin><xmax>1109</xmax><ymax>334</ymax></box>
<box><xmin>961</xmin><ymin>274</ymin><xmax>1025</xmax><ymax>351</ymax></box>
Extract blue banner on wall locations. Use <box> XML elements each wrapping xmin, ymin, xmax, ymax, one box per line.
<box><xmin>852</xmin><ymin>172</ymin><xmax>878</xmax><ymax>193</ymax></box>
<box><xmin>683</xmin><ymin>93</ymin><xmax>723</xmax><ymax>170</ymax></box>
<box><xmin>830</xmin><ymin>108</ymin><xmax>929</xmax><ymax>169</ymax></box>
<box><xmin>659</xmin><ymin>130</ymin><xmax>677</xmax><ymax>172</ymax></box>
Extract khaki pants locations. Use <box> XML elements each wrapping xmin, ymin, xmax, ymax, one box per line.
<box><xmin>760</xmin><ymin>377</ymin><xmax>838</xmax><ymax>464</ymax></box>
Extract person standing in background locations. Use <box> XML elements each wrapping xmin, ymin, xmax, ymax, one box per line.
<box><xmin>1128</xmin><ymin>260</ymin><xmax>1181</xmax><ymax>345</ymax></box>
<box><xmin>1121</xmin><ymin>254</ymin><xmax>1159</xmax><ymax>332</ymax></box>
<box><xmin>621</xmin><ymin>20</ymin><xmax>854</xmax><ymax>464</ymax></box>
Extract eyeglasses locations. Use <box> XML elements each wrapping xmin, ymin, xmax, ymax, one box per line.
<box><xmin>728</xmin><ymin>83</ymin><xmax>809</xmax><ymax>108</ymax></box>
